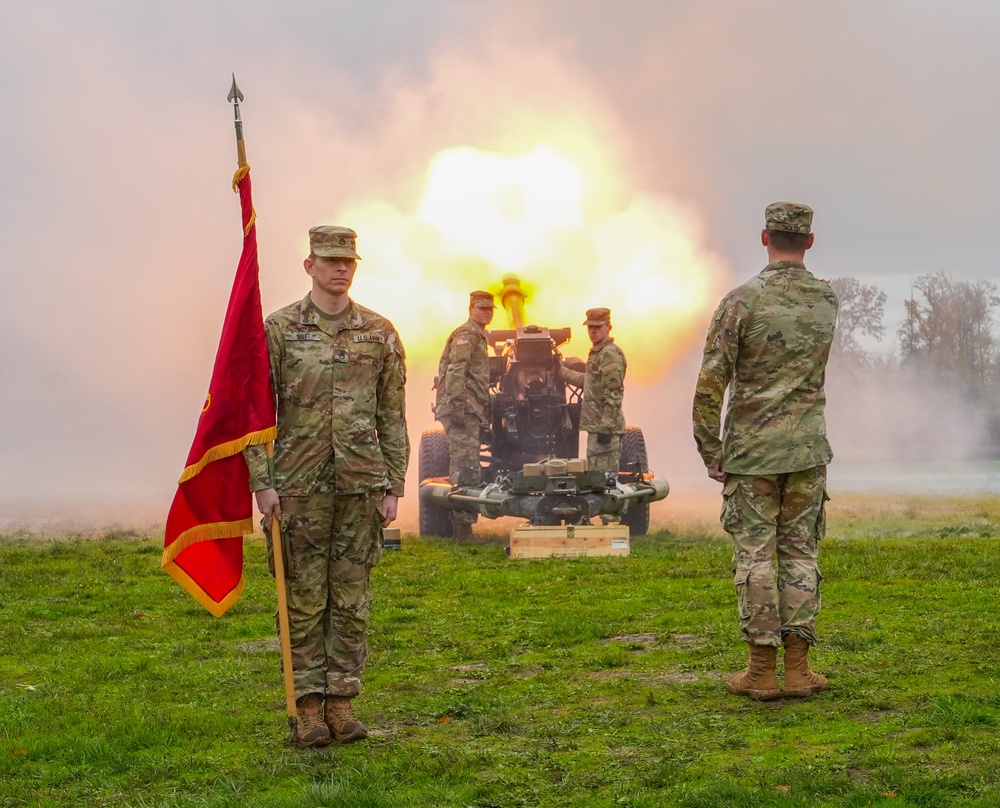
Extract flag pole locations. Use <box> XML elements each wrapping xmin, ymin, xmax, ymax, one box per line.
<box><xmin>266</xmin><ymin>443</ymin><xmax>298</xmax><ymax>734</ymax></box>
<box><xmin>229</xmin><ymin>75</ymin><xmax>298</xmax><ymax>734</ymax></box>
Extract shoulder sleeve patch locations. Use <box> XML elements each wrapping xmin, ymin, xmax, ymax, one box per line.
<box><xmin>455</xmin><ymin>337</ymin><xmax>470</xmax><ymax>346</ymax></box>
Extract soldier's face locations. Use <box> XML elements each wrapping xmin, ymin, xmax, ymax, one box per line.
<box><xmin>471</xmin><ymin>306</ymin><xmax>494</xmax><ymax>326</ymax></box>
<box><xmin>305</xmin><ymin>255</ymin><xmax>357</xmax><ymax>296</ymax></box>
<box><xmin>588</xmin><ymin>323</ymin><xmax>610</xmax><ymax>344</ymax></box>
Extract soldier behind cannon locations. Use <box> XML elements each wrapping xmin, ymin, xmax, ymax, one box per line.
<box><xmin>558</xmin><ymin>307</ymin><xmax>627</xmax><ymax>475</ymax></box>
<box><xmin>433</xmin><ymin>290</ymin><xmax>496</xmax><ymax>541</ymax></box>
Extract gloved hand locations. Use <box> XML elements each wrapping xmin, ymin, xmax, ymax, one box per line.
<box><xmin>597</xmin><ymin>433</ymin><xmax>612</xmax><ymax>445</ymax></box>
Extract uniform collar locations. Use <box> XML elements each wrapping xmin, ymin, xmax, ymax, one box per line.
<box><xmin>299</xmin><ymin>294</ymin><xmax>360</xmax><ymax>334</ymax></box>
<box><xmin>762</xmin><ymin>259</ymin><xmax>808</xmax><ymax>273</ymax></box>
<box><xmin>590</xmin><ymin>336</ymin><xmax>615</xmax><ymax>353</ymax></box>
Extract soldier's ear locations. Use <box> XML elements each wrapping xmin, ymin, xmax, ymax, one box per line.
<box><xmin>805</xmin><ymin>233</ymin><xmax>815</xmax><ymax>250</ymax></box>
<box><xmin>304</xmin><ymin>256</ymin><xmax>316</xmax><ymax>277</ymax></box>
<box><xmin>760</xmin><ymin>229</ymin><xmax>769</xmax><ymax>247</ymax></box>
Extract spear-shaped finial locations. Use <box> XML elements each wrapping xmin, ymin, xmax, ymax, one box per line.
<box><xmin>228</xmin><ymin>74</ymin><xmax>247</xmax><ymax>167</ymax></box>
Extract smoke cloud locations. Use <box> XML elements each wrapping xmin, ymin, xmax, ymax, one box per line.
<box><xmin>2</xmin><ymin>2</ymin><xmax>999</xmax><ymax>531</ymax></box>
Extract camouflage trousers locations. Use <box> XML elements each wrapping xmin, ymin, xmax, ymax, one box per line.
<box><xmin>586</xmin><ymin>432</ymin><xmax>621</xmax><ymax>474</ymax></box>
<box><xmin>263</xmin><ymin>491</ymin><xmax>383</xmax><ymax>700</ymax></box>
<box><xmin>441</xmin><ymin>416</ymin><xmax>482</xmax><ymax>525</ymax></box>
<box><xmin>721</xmin><ymin>466</ymin><xmax>828</xmax><ymax>648</ymax></box>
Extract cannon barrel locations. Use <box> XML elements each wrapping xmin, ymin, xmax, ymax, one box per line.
<box><xmin>500</xmin><ymin>274</ymin><xmax>527</xmax><ymax>329</ymax></box>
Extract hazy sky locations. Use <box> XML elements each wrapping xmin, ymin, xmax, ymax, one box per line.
<box><xmin>3</xmin><ymin>1</ymin><xmax>999</xmax><ymax>520</ymax></box>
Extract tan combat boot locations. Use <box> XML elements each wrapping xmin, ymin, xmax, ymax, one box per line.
<box><xmin>783</xmin><ymin>634</ymin><xmax>829</xmax><ymax>697</ymax></box>
<box><xmin>294</xmin><ymin>693</ymin><xmax>332</xmax><ymax>748</ymax></box>
<box><xmin>325</xmin><ymin>697</ymin><xmax>368</xmax><ymax>742</ymax></box>
<box><xmin>452</xmin><ymin>523</ymin><xmax>473</xmax><ymax>542</ymax></box>
<box><xmin>726</xmin><ymin>643</ymin><xmax>781</xmax><ymax>701</ymax></box>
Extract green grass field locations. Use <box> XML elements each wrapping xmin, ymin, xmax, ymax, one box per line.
<box><xmin>3</xmin><ymin>495</ymin><xmax>1000</xmax><ymax>807</ymax></box>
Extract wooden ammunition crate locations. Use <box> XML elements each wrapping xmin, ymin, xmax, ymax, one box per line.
<box><xmin>507</xmin><ymin>524</ymin><xmax>630</xmax><ymax>559</ymax></box>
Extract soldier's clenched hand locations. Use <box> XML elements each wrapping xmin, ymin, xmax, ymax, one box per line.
<box><xmin>255</xmin><ymin>488</ymin><xmax>282</xmax><ymax>521</ymax></box>
<box><xmin>378</xmin><ymin>494</ymin><xmax>399</xmax><ymax>527</ymax></box>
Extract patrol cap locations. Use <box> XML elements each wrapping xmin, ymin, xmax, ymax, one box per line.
<box><xmin>309</xmin><ymin>225</ymin><xmax>362</xmax><ymax>260</ymax></box>
<box><xmin>583</xmin><ymin>307</ymin><xmax>611</xmax><ymax>326</ymax></box>
<box><xmin>765</xmin><ymin>202</ymin><xmax>813</xmax><ymax>235</ymax></box>
<box><xmin>470</xmin><ymin>290</ymin><xmax>496</xmax><ymax>309</ymax></box>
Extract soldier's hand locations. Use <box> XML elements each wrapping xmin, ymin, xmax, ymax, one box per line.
<box><xmin>706</xmin><ymin>463</ymin><xmax>727</xmax><ymax>484</ymax></box>
<box><xmin>597</xmin><ymin>433</ymin><xmax>612</xmax><ymax>446</ymax></box>
<box><xmin>378</xmin><ymin>493</ymin><xmax>399</xmax><ymax>527</ymax></box>
<box><xmin>255</xmin><ymin>488</ymin><xmax>281</xmax><ymax>521</ymax></box>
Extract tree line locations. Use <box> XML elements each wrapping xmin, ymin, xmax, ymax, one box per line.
<box><xmin>829</xmin><ymin>272</ymin><xmax>1000</xmax><ymax>454</ymax></box>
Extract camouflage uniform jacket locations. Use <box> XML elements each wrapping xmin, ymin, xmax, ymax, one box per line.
<box><xmin>693</xmin><ymin>260</ymin><xmax>839</xmax><ymax>475</ymax></box>
<box><xmin>434</xmin><ymin>318</ymin><xmax>491</xmax><ymax>423</ymax></box>
<box><xmin>560</xmin><ymin>337</ymin><xmax>627</xmax><ymax>434</ymax></box>
<box><xmin>246</xmin><ymin>294</ymin><xmax>410</xmax><ymax>496</ymax></box>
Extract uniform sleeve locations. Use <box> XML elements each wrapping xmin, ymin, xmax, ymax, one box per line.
<box><xmin>244</xmin><ymin>319</ymin><xmax>281</xmax><ymax>492</ymax></box>
<box><xmin>376</xmin><ymin>328</ymin><xmax>411</xmax><ymax>496</ymax></box>
<box><xmin>598</xmin><ymin>349</ymin><xmax>626</xmax><ymax>432</ymax></box>
<box><xmin>559</xmin><ymin>363</ymin><xmax>585</xmax><ymax>388</ymax></box>
<box><xmin>692</xmin><ymin>296</ymin><xmax>742</xmax><ymax>468</ymax></box>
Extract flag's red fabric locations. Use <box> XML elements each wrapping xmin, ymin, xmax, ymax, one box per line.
<box><xmin>162</xmin><ymin>166</ymin><xmax>276</xmax><ymax>617</ymax></box>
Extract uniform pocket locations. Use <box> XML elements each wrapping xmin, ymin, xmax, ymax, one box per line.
<box><xmin>816</xmin><ymin>490</ymin><xmax>830</xmax><ymax>541</ymax></box>
<box><xmin>366</xmin><ymin>508</ymin><xmax>384</xmax><ymax>568</ymax></box>
<box><xmin>721</xmin><ymin>476</ymin><xmax>743</xmax><ymax>534</ymax></box>
<box><xmin>733</xmin><ymin>568</ymin><xmax>752</xmax><ymax>621</ymax></box>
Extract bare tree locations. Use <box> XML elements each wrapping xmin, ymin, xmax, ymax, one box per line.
<box><xmin>829</xmin><ymin>277</ymin><xmax>887</xmax><ymax>367</ymax></box>
<box><xmin>898</xmin><ymin>271</ymin><xmax>1000</xmax><ymax>391</ymax></box>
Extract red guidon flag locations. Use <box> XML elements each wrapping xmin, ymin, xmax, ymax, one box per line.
<box><xmin>162</xmin><ymin>165</ymin><xmax>276</xmax><ymax>616</ymax></box>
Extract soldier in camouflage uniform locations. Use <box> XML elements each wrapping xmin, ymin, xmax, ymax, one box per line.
<box><xmin>434</xmin><ymin>290</ymin><xmax>495</xmax><ymax>541</ymax></box>
<box><xmin>246</xmin><ymin>225</ymin><xmax>410</xmax><ymax>746</ymax></box>
<box><xmin>693</xmin><ymin>202</ymin><xmax>838</xmax><ymax>701</ymax></box>
<box><xmin>559</xmin><ymin>308</ymin><xmax>627</xmax><ymax>474</ymax></box>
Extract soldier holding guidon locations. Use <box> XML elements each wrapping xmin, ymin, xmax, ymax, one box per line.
<box><xmin>246</xmin><ymin>225</ymin><xmax>409</xmax><ymax>746</ymax></box>
<box><xmin>559</xmin><ymin>307</ymin><xmax>627</xmax><ymax>474</ymax></box>
<box><xmin>693</xmin><ymin>202</ymin><xmax>838</xmax><ymax>701</ymax></box>
<box><xmin>434</xmin><ymin>290</ymin><xmax>495</xmax><ymax>541</ymax></box>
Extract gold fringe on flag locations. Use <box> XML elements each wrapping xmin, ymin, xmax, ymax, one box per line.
<box><xmin>177</xmin><ymin>426</ymin><xmax>276</xmax><ymax>485</ymax></box>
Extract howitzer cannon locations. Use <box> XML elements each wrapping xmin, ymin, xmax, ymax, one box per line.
<box><xmin>418</xmin><ymin>276</ymin><xmax>669</xmax><ymax>539</ymax></box>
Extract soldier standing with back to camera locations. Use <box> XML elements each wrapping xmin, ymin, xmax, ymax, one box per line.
<box><xmin>434</xmin><ymin>290</ymin><xmax>495</xmax><ymax>541</ymax></box>
<box><xmin>693</xmin><ymin>202</ymin><xmax>838</xmax><ymax>701</ymax></box>
<box><xmin>559</xmin><ymin>307</ymin><xmax>627</xmax><ymax>474</ymax></box>
<box><xmin>246</xmin><ymin>225</ymin><xmax>410</xmax><ymax>747</ymax></box>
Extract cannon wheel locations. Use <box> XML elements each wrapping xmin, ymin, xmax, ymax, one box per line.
<box><xmin>419</xmin><ymin>429</ymin><xmax>453</xmax><ymax>537</ymax></box>
<box><xmin>620</xmin><ymin>426</ymin><xmax>650</xmax><ymax>537</ymax></box>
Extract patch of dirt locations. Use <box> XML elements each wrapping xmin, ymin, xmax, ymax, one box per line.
<box><xmin>671</xmin><ymin>634</ymin><xmax>702</xmax><ymax>647</ymax></box>
<box><xmin>235</xmin><ymin>638</ymin><xmax>279</xmax><ymax>653</ymax></box>
<box><xmin>448</xmin><ymin>678</ymin><xmax>480</xmax><ymax>686</ymax></box>
<box><xmin>451</xmin><ymin>662</ymin><xmax>488</xmax><ymax>671</ymax></box>
<box><xmin>600</xmin><ymin>633</ymin><xmax>658</xmax><ymax>646</ymax></box>
<box><xmin>856</xmin><ymin>710</ymin><xmax>891</xmax><ymax>723</ymax></box>
<box><xmin>658</xmin><ymin>672</ymin><xmax>700</xmax><ymax>684</ymax></box>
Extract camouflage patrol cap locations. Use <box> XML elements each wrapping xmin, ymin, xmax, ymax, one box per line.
<box><xmin>309</xmin><ymin>225</ymin><xmax>362</xmax><ymax>260</ymax></box>
<box><xmin>470</xmin><ymin>290</ymin><xmax>496</xmax><ymax>309</ymax></box>
<box><xmin>765</xmin><ymin>202</ymin><xmax>813</xmax><ymax>235</ymax></box>
<box><xmin>583</xmin><ymin>307</ymin><xmax>611</xmax><ymax>326</ymax></box>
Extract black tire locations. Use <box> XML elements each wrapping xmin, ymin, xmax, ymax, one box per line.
<box><xmin>418</xmin><ymin>429</ymin><xmax>453</xmax><ymax>537</ymax></box>
<box><xmin>619</xmin><ymin>426</ymin><xmax>650</xmax><ymax>537</ymax></box>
